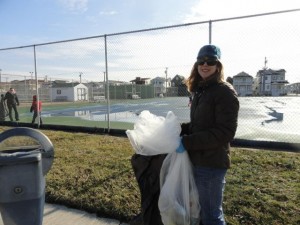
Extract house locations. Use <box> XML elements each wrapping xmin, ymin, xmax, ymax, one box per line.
<box><xmin>285</xmin><ymin>82</ymin><xmax>300</xmax><ymax>95</ymax></box>
<box><xmin>232</xmin><ymin>72</ymin><xmax>253</xmax><ymax>96</ymax></box>
<box><xmin>51</xmin><ymin>82</ymin><xmax>88</xmax><ymax>102</ymax></box>
<box><xmin>253</xmin><ymin>68</ymin><xmax>288</xmax><ymax>96</ymax></box>
<box><xmin>130</xmin><ymin>77</ymin><xmax>151</xmax><ymax>85</ymax></box>
<box><xmin>150</xmin><ymin>76</ymin><xmax>171</xmax><ymax>97</ymax></box>
<box><xmin>171</xmin><ymin>74</ymin><xmax>188</xmax><ymax>96</ymax></box>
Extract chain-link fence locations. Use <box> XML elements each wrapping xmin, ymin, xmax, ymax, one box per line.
<box><xmin>0</xmin><ymin>9</ymin><xmax>300</xmax><ymax>146</ymax></box>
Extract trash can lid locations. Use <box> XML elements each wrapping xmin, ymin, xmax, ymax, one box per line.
<box><xmin>0</xmin><ymin>128</ymin><xmax>54</xmax><ymax>175</ymax></box>
<box><xmin>0</xmin><ymin>151</ymin><xmax>41</xmax><ymax>166</ymax></box>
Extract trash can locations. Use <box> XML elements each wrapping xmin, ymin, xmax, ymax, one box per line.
<box><xmin>0</xmin><ymin>127</ymin><xmax>54</xmax><ymax>225</ymax></box>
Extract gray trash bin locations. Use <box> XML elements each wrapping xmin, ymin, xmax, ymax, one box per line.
<box><xmin>0</xmin><ymin>127</ymin><xmax>54</xmax><ymax>225</ymax></box>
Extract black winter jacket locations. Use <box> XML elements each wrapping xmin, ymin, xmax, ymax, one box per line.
<box><xmin>4</xmin><ymin>91</ymin><xmax>19</xmax><ymax>106</ymax></box>
<box><xmin>181</xmin><ymin>77</ymin><xmax>239</xmax><ymax>169</ymax></box>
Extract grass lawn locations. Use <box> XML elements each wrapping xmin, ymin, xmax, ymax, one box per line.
<box><xmin>0</xmin><ymin>126</ymin><xmax>299</xmax><ymax>224</ymax></box>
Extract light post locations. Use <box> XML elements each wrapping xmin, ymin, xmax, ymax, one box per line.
<box><xmin>24</xmin><ymin>76</ymin><xmax>27</xmax><ymax>102</ymax></box>
<box><xmin>29</xmin><ymin>72</ymin><xmax>33</xmax><ymax>96</ymax></box>
<box><xmin>165</xmin><ymin>67</ymin><xmax>168</xmax><ymax>96</ymax></box>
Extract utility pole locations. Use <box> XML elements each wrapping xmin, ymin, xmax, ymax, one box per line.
<box><xmin>264</xmin><ymin>57</ymin><xmax>268</xmax><ymax>70</ymax></box>
<box><xmin>79</xmin><ymin>72</ymin><xmax>82</xmax><ymax>83</ymax></box>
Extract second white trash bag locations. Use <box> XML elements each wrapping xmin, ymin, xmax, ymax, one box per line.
<box><xmin>159</xmin><ymin>152</ymin><xmax>200</xmax><ymax>225</ymax></box>
<box><xmin>126</xmin><ymin>110</ymin><xmax>200</xmax><ymax>225</ymax></box>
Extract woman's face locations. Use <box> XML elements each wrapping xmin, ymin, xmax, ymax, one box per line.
<box><xmin>197</xmin><ymin>58</ymin><xmax>218</xmax><ymax>80</ymax></box>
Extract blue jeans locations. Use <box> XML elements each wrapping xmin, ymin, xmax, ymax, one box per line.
<box><xmin>194</xmin><ymin>166</ymin><xmax>227</xmax><ymax>225</ymax></box>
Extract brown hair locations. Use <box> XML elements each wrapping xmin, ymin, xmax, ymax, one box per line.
<box><xmin>185</xmin><ymin>61</ymin><xmax>225</xmax><ymax>92</ymax></box>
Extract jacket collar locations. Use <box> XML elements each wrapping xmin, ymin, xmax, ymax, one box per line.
<box><xmin>198</xmin><ymin>72</ymin><xmax>220</xmax><ymax>87</ymax></box>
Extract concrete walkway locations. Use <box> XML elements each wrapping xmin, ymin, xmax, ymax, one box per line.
<box><xmin>0</xmin><ymin>203</ymin><xmax>129</xmax><ymax>225</ymax></box>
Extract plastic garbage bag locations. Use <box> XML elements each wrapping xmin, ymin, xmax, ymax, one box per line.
<box><xmin>158</xmin><ymin>151</ymin><xmax>200</xmax><ymax>225</ymax></box>
<box><xmin>126</xmin><ymin>110</ymin><xmax>181</xmax><ymax>155</ymax></box>
<box><xmin>126</xmin><ymin>110</ymin><xmax>200</xmax><ymax>225</ymax></box>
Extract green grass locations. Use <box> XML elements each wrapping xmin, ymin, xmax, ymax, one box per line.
<box><xmin>0</xmin><ymin>126</ymin><xmax>299</xmax><ymax>224</ymax></box>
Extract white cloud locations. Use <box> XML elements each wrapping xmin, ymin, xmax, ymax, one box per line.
<box><xmin>99</xmin><ymin>10</ymin><xmax>118</xmax><ymax>16</ymax></box>
<box><xmin>58</xmin><ymin>0</ymin><xmax>88</xmax><ymax>13</ymax></box>
<box><xmin>179</xmin><ymin>0</ymin><xmax>300</xmax><ymax>84</ymax></box>
<box><xmin>183</xmin><ymin>0</ymin><xmax>300</xmax><ymax>23</ymax></box>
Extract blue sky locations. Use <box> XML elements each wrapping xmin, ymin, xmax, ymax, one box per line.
<box><xmin>1</xmin><ymin>0</ymin><xmax>299</xmax><ymax>48</ymax></box>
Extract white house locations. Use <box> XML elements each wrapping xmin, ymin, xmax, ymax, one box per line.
<box><xmin>232</xmin><ymin>72</ymin><xmax>253</xmax><ymax>96</ymax></box>
<box><xmin>254</xmin><ymin>69</ymin><xmax>288</xmax><ymax>96</ymax></box>
<box><xmin>285</xmin><ymin>82</ymin><xmax>300</xmax><ymax>95</ymax></box>
<box><xmin>51</xmin><ymin>82</ymin><xmax>88</xmax><ymax>102</ymax></box>
<box><xmin>150</xmin><ymin>76</ymin><xmax>171</xmax><ymax>97</ymax></box>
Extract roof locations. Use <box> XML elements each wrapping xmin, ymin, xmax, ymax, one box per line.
<box><xmin>257</xmin><ymin>68</ymin><xmax>286</xmax><ymax>75</ymax></box>
<box><xmin>51</xmin><ymin>82</ymin><xmax>81</xmax><ymax>88</ymax></box>
<box><xmin>233</xmin><ymin>71</ymin><xmax>253</xmax><ymax>78</ymax></box>
<box><xmin>130</xmin><ymin>77</ymin><xmax>150</xmax><ymax>82</ymax></box>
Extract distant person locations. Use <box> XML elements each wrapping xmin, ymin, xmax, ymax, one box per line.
<box><xmin>30</xmin><ymin>95</ymin><xmax>42</xmax><ymax>125</ymax></box>
<box><xmin>176</xmin><ymin>44</ymin><xmax>239</xmax><ymax>225</ymax></box>
<box><xmin>0</xmin><ymin>94</ymin><xmax>8</xmax><ymax>121</ymax></box>
<box><xmin>4</xmin><ymin>88</ymin><xmax>19</xmax><ymax>121</ymax></box>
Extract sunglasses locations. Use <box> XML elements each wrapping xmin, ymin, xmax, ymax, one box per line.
<box><xmin>197</xmin><ymin>59</ymin><xmax>218</xmax><ymax>66</ymax></box>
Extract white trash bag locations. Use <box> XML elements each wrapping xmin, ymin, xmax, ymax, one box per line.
<box><xmin>126</xmin><ymin>110</ymin><xmax>181</xmax><ymax>155</ymax></box>
<box><xmin>159</xmin><ymin>151</ymin><xmax>200</xmax><ymax>225</ymax></box>
<box><xmin>126</xmin><ymin>110</ymin><xmax>200</xmax><ymax>225</ymax></box>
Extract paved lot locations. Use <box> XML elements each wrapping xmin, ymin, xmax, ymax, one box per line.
<box><xmin>0</xmin><ymin>204</ymin><xmax>129</xmax><ymax>225</ymax></box>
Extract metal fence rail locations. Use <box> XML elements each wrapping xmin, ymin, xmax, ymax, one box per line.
<box><xmin>0</xmin><ymin>9</ymin><xmax>300</xmax><ymax>147</ymax></box>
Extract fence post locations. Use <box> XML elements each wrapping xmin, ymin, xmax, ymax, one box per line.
<box><xmin>209</xmin><ymin>20</ymin><xmax>212</xmax><ymax>44</ymax></box>
<box><xmin>104</xmin><ymin>35</ymin><xmax>110</xmax><ymax>132</ymax></box>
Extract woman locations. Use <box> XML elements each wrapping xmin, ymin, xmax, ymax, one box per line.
<box><xmin>176</xmin><ymin>44</ymin><xmax>239</xmax><ymax>225</ymax></box>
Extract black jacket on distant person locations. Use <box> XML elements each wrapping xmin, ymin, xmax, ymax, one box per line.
<box><xmin>4</xmin><ymin>90</ymin><xmax>19</xmax><ymax>106</ymax></box>
<box><xmin>4</xmin><ymin>89</ymin><xmax>20</xmax><ymax>121</ymax></box>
